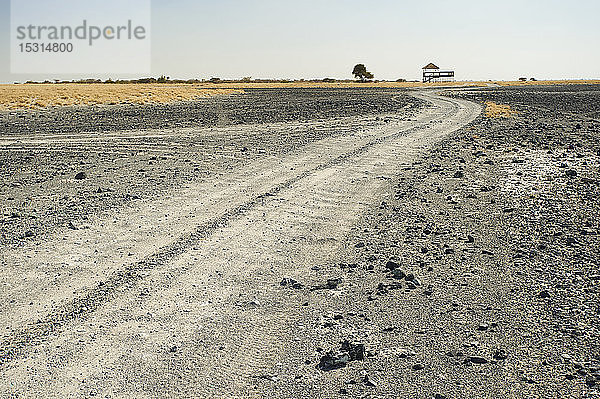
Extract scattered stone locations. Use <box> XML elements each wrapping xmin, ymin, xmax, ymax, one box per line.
<box><xmin>377</xmin><ymin>282</ymin><xmax>402</xmax><ymax>294</ymax></box>
<box><xmin>424</xmin><ymin>285</ymin><xmax>433</xmax><ymax>296</ymax></box>
<box><xmin>23</xmin><ymin>230</ymin><xmax>34</xmax><ymax>238</ymax></box>
<box><xmin>586</xmin><ymin>375</ymin><xmax>597</xmax><ymax>387</ymax></box>
<box><xmin>493</xmin><ymin>349</ymin><xmax>508</xmax><ymax>360</ymax></box>
<box><xmin>447</xmin><ymin>350</ymin><xmax>464</xmax><ymax>358</ymax></box>
<box><xmin>74</xmin><ymin>172</ymin><xmax>87</xmax><ymax>180</ymax></box>
<box><xmin>453</xmin><ymin>171</ymin><xmax>464</xmax><ymax>178</ymax></box>
<box><xmin>565</xmin><ymin>169</ymin><xmax>577</xmax><ymax>177</ymax></box>
<box><xmin>477</xmin><ymin>323</ymin><xmax>489</xmax><ymax>331</ymax></box>
<box><xmin>317</xmin><ymin>341</ymin><xmax>365</xmax><ymax>371</ymax></box>
<box><xmin>539</xmin><ymin>290</ymin><xmax>551</xmax><ymax>299</ymax></box>
<box><xmin>67</xmin><ymin>221</ymin><xmax>79</xmax><ymax>230</ymax></box>
<box><xmin>280</xmin><ymin>278</ymin><xmax>303</xmax><ymax>289</ymax></box>
<box><xmin>412</xmin><ymin>363</ymin><xmax>425</xmax><ymax>371</ymax></box>
<box><xmin>363</xmin><ymin>375</ymin><xmax>377</xmax><ymax>388</ymax></box>
<box><xmin>467</xmin><ymin>235</ymin><xmax>475</xmax><ymax>243</ymax></box>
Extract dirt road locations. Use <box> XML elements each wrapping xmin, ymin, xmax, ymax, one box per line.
<box><xmin>0</xmin><ymin>91</ymin><xmax>480</xmax><ymax>397</ymax></box>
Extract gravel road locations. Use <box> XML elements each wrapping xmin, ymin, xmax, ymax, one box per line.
<box><xmin>0</xmin><ymin>90</ymin><xmax>479</xmax><ymax>397</ymax></box>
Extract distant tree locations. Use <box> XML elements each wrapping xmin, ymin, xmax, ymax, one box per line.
<box><xmin>352</xmin><ymin>64</ymin><xmax>374</xmax><ymax>82</ymax></box>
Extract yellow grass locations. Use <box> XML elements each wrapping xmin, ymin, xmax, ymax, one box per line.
<box><xmin>0</xmin><ymin>84</ymin><xmax>243</xmax><ymax>110</ymax></box>
<box><xmin>1</xmin><ymin>80</ymin><xmax>598</xmax><ymax>110</ymax></box>
<box><xmin>484</xmin><ymin>101</ymin><xmax>517</xmax><ymax>118</ymax></box>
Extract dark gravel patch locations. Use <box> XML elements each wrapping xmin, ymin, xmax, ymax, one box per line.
<box><xmin>317</xmin><ymin>85</ymin><xmax>600</xmax><ymax>397</ymax></box>
<box><xmin>0</xmin><ymin>88</ymin><xmax>418</xmax><ymax>135</ymax></box>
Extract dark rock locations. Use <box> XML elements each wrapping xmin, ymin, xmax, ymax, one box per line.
<box><xmin>493</xmin><ymin>349</ymin><xmax>508</xmax><ymax>360</ymax></box>
<box><xmin>467</xmin><ymin>235</ymin><xmax>475</xmax><ymax>243</ymax></box>
<box><xmin>565</xmin><ymin>169</ymin><xmax>577</xmax><ymax>177</ymax></box>
<box><xmin>23</xmin><ymin>230</ymin><xmax>34</xmax><ymax>238</ymax></box>
<box><xmin>326</xmin><ymin>278</ymin><xmax>342</xmax><ymax>289</ymax></box>
<box><xmin>341</xmin><ymin>341</ymin><xmax>365</xmax><ymax>361</ymax></box>
<box><xmin>386</xmin><ymin>260</ymin><xmax>400</xmax><ymax>270</ymax></box>
<box><xmin>477</xmin><ymin>323</ymin><xmax>489</xmax><ymax>331</ymax></box>
<box><xmin>74</xmin><ymin>172</ymin><xmax>87</xmax><ymax>180</ymax></box>
<box><xmin>392</xmin><ymin>269</ymin><xmax>406</xmax><ymax>280</ymax></box>
<box><xmin>280</xmin><ymin>278</ymin><xmax>303</xmax><ymax>289</ymax></box>
<box><xmin>412</xmin><ymin>363</ymin><xmax>425</xmax><ymax>370</ymax></box>
<box><xmin>453</xmin><ymin>171</ymin><xmax>464</xmax><ymax>178</ymax></box>
<box><xmin>468</xmin><ymin>356</ymin><xmax>488</xmax><ymax>364</ymax></box>
<box><xmin>317</xmin><ymin>341</ymin><xmax>365</xmax><ymax>371</ymax></box>
<box><xmin>424</xmin><ymin>285</ymin><xmax>433</xmax><ymax>296</ymax></box>
<box><xmin>539</xmin><ymin>290</ymin><xmax>551</xmax><ymax>299</ymax></box>
<box><xmin>317</xmin><ymin>353</ymin><xmax>350</xmax><ymax>371</ymax></box>
<box><xmin>447</xmin><ymin>350</ymin><xmax>464</xmax><ymax>357</ymax></box>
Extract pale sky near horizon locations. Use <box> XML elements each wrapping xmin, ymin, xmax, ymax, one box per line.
<box><xmin>1</xmin><ymin>0</ymin><xmax>599</xmax><ymax>83</ymax></box>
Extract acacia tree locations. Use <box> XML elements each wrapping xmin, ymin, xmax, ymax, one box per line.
<box><xmin>352</xmin><ymin>64</ymin><xmax>374</xmax><ymax>82</ymax></box>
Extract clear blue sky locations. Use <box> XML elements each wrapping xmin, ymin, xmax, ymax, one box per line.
<box><xmin>1</xmin><ymin>0</ymin><xmax>599</xmax><ymax>82</ymax></box>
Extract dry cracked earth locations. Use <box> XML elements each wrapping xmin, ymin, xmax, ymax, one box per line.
<box><xmin>0</xmin><ymin>86</ymin><xmax>599</xmax><ymax>398</ymax></box>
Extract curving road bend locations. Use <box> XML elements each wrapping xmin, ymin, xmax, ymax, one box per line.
<box><xmin>0</xmin><ymin>91</ymin><xmax>480</xmax><ymax>398</ymax></box>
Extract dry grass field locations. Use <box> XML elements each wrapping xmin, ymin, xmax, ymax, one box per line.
<box><xmin>0</xmin><ymin>80</ymin><xmax>598</xmax><ymax>110</ymax></box>
<box><xmin>484</xmin><ymin>101</ymin><xmax>518</xmax><ymax>118</ymax></box>
<box><xmin>0</xmin><ymin>84</ymin><xmax>243</xmax><ymax>110</ymax></box>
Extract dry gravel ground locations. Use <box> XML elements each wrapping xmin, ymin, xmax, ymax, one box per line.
<box><xmin>0</xmin><ymin>85</ymin><xmax>599</xmax><ymax>398</ymax></box>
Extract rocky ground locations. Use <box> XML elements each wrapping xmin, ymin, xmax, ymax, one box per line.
<box><xmin>0</xmin><ymin>88</ymin><xmax>423</xmax><ymax>247</ymax></box>
<box><xmin>309</xmin><ymin>85</ymin><xmax>600</xmax><ymax>398</ymax></box>
<box><xmin>1</xmin><ymin>85</ymin><xmax>599</xmax><ymax>398</ymax></box>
